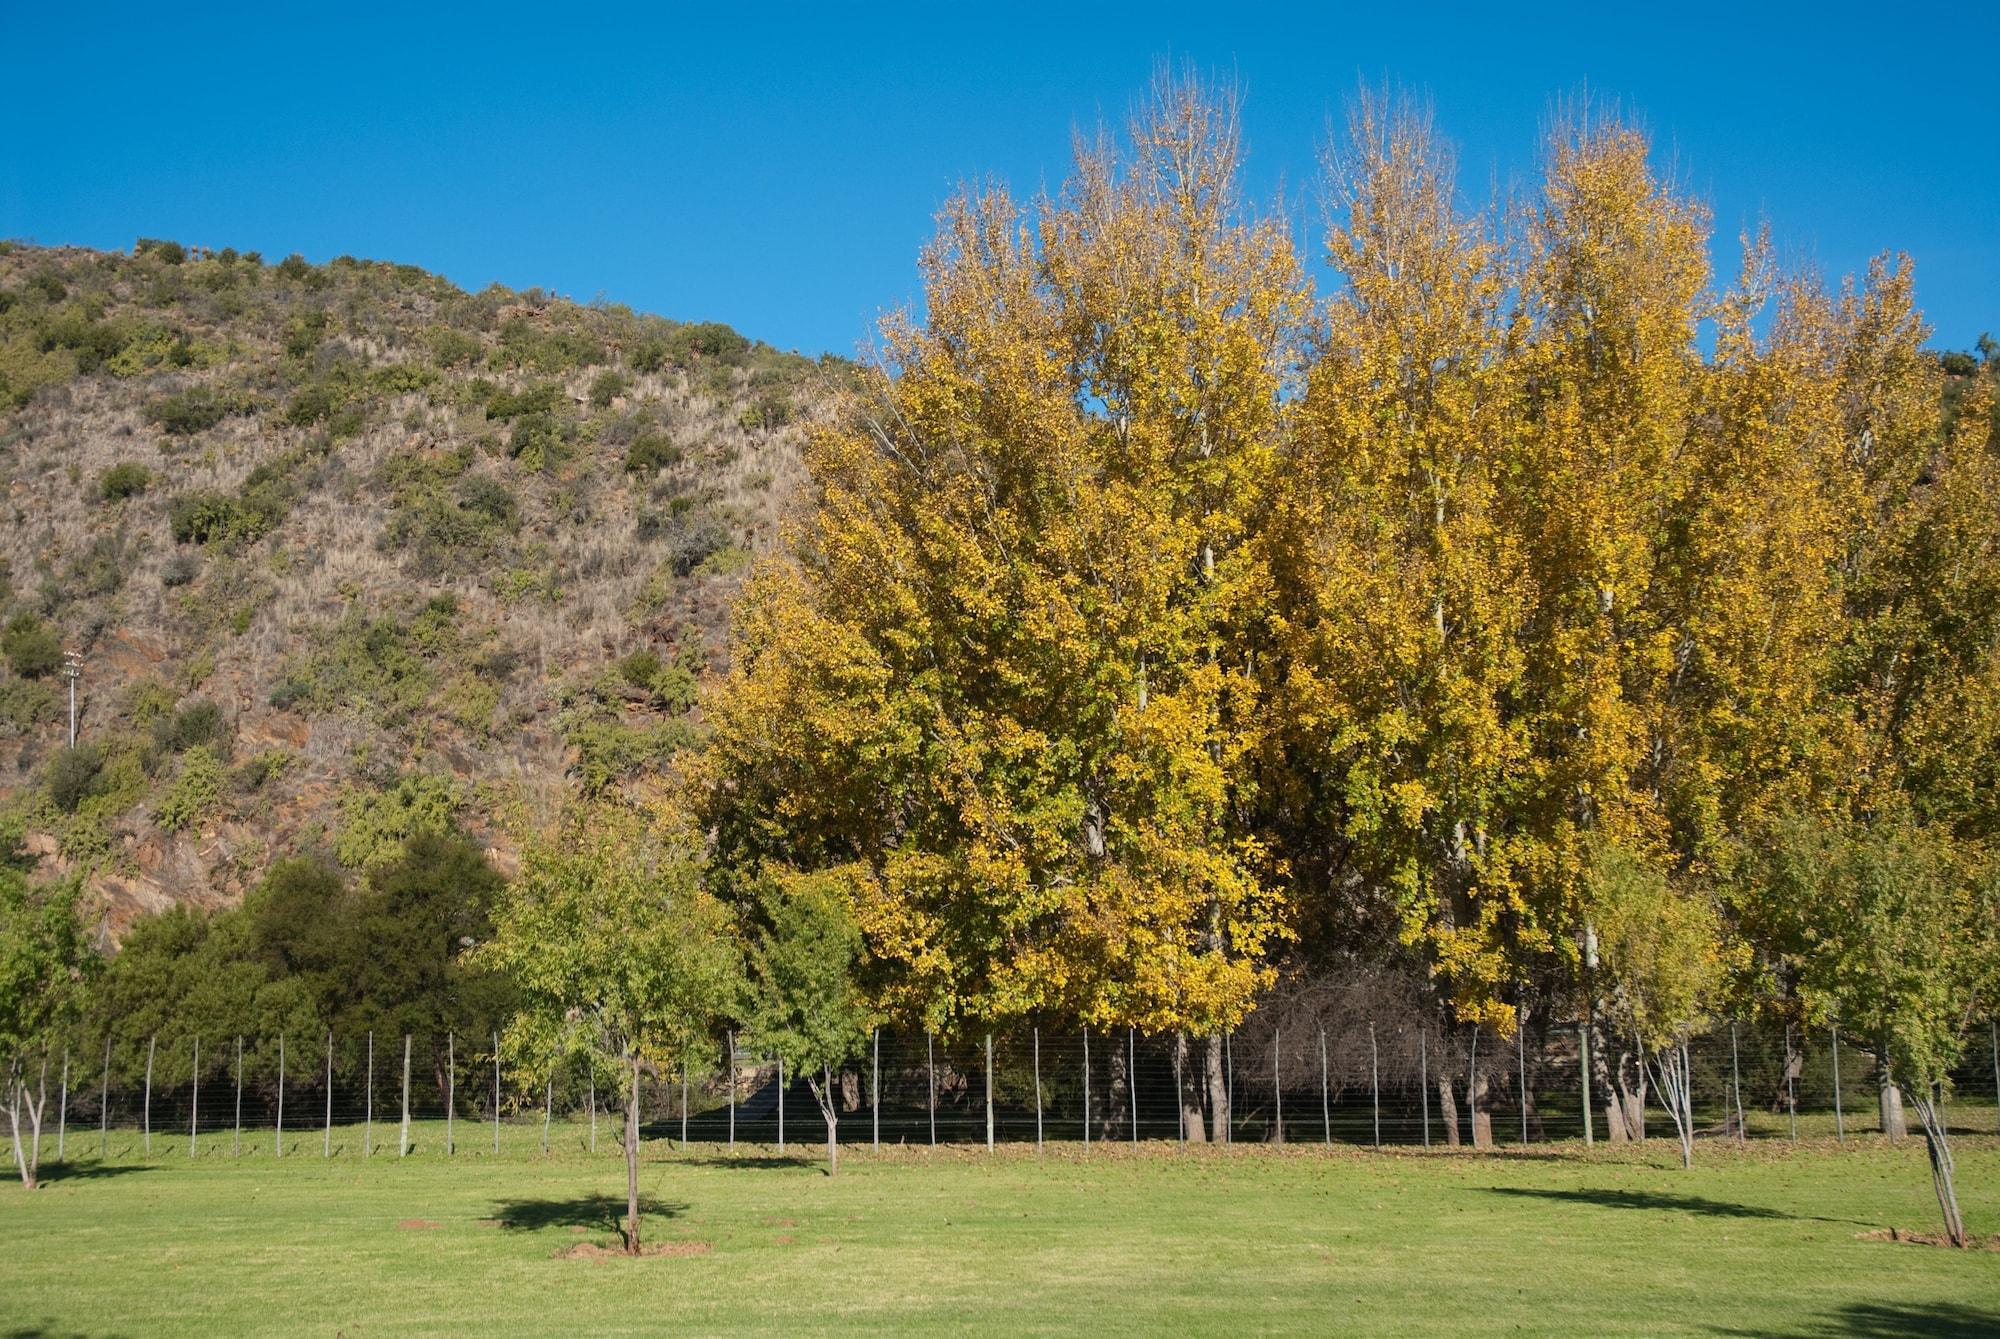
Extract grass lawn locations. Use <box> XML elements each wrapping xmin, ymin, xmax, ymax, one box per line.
<box><xmin>3</xmin><ymin>1126</ymin><xmax>1998</xmax><ymax>1337</ymax></box>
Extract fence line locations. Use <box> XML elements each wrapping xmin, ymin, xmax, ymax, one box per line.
<box><xmin>13</xmin><ymin>1016</ymin><xmax>2000</xmax><ymax>1163</ymax></box>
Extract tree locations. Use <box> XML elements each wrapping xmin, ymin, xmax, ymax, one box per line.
<box><xmin>704</xmin><ymin>73</ymin><xmax>1300</xmax><ymax>1137</ymax></box>
<box><xmin>1</xmin><ymin>613</ymin><xmax>62</xmax><ymax>680</ymax></box>
<box><xmin>1586</xmin><ymin>842</ymin><xmax>1726</xmax><ymax>1167</ymax></box>
<box><xmin>478</xmin><ymin>807</ymin><xmax>741</xmax><ymax>1254</ymax></box>
<box><xmin>744</xmin><ymin>868</ymin><xmax>872</xmax><ymax>1173</ymax></box>
<box><xmin>1757</xmin><ymin>813</ymin><xmax>1992</xmax><ymax>1245</ymax></box>
<box><xmin>0</xmin><ymin>874</ymin><xmax>93</xmax><ymax>1189</ymax></box>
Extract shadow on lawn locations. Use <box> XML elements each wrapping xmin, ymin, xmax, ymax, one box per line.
<box><xmin>34</xmin><ymin>1163</ymin><xmax>156</xmax><ymax>1185</ymax></box>
<box><xmin>1712</xmin><ymin>1300</ymin><xmax>2000</xmax><ymax>1338</ymax></box>
<box><xmin>488</xmin><ymin>1194</ymin><xmax>687</xmax><ymax>1234</ymax></box>
<box><xmin>6</xmin><ymin>1326</ymin><xmax>131</xmax><ymax>1338</ymax></box>
<box><xmin>1485</xmin><ymin>1185</ymin><xmax>1801</xmax><ymax>1220</ymax></box>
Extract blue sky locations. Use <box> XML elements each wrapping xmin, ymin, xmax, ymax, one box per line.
<box><xmin>4</xmin><ymin>3</ymin><xmax>1994</xmax><ymax>357</ymax></box>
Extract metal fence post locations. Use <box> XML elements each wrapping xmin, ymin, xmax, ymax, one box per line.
<box><xmin>1517</xmin><ymin>1013</ymin><xmax>1528</xmax><ymax>1145</ymax></box>
<box><xmin>1034</xmin><ymin>1026</ymin><xmax>1044</xmax><ymax>1152</ymax></box>
<box><xmin>365</xmin><ymin>1032</ymin><xmax>374</xmax><ymax>1158</ymax></box>
<box><xmin>872</xmin><ymin>1027</ymin><xmax>880</xmax><ymax>1151</ymax></box>
<box><xmin>1173</xmin><ymin>1033</ymin><xmax>1185</xmax><ymax>1148</ymax></box>
<box><xmin>987</xmin><ymin>1034</ymin><xmax>996</xmax><ymax>1152</ymax></box>
<box><xmin>1319</xmin><ymin>1027</ymin><xmax>1330</xmax><ymax>1146</ymax></box>
<box><xmin>727</xmin><ymin>1031</ymin><xmax>736</xmax><ymax>1151</ymax></box>
<box><xmin>276</xmin><ymin>1034</ymin><xmax>286</xmax><ymax>1158</ymax></box>
<box><xmin>326</xmin><ymin>1031</ymin><xmax>335</xmax><ymax>1159</ymax></box>
<box><xmin>1578</xmin><ymin>1023</ymin><xmax>1591</xmax><ymax>1148</ymax></box>
<box><xmin>1830</xmin><ymin>1025</ymin><xmax>1845</xmax><ymax>1143</ymax></box>
<box><xmin>234</xmin><ymin>1037</ymin><xmax>243</xmax><ymax>1157</ymax></box>
<box><xmin>1273</xmin><ymin>1026</ymin><xmax>1284</xmax><ymax>1145</ymax></box>
<box><xmin>143</xmin><ymin>1035</ymin><xmax>154</xmax><ymax>1158</ymax></box>
<box><xmin>56</xmin><ymin>1048</ymin><xmax>68</xmax><ymax>1162</ymax></box>
<box><xmin>492</xmin><ymin>1032</ymin><xmax>500</xmax><ymax>1156</ymax></box>
<box><xmin>588</xmin><ymin>1060</ymin><xmax>596</xmax><ymax>1154</ymax></box>
<box><xmin>1128</xmin><ymin>1028</ymin><xmax>1137</xmax><ymax>1147</ymax></box>
<box><xmin>399</xmin><ymin>1035</ymin><xmax>411</xmax><ymax>1158</ymax></box>
<box><xmin>1218</xmin><ymin>1033</ymin><xmax>1235</xmax><ymax>1142</ymax></box>
<box><xmin>778</xmin><ymin>1054</ymin><xmax>786</xmax><ymax>1151</ymax></box>
<box><xmin>680</xmin><ymin>1057</ymin><xmax>688</xmax><ymax>1147</ymax></box>
<box><xmin>1421</xmin><ymin>1027</ymin><xmax>1430</xmax><ymax>1148</ymax></box>
<box><xmin>1729</xmin><ymin>1020</ymin><xmax>1744</xmax><ymax>1142</ymax></box>
<box><xmin>1081</xmin><ymin>1027</ymin><xmax>1090</xmax><ymax>1148</ymax></box>
<box><xmin>100</xmin><ymin>1036</ymin><xmax>111</xmax><ymax>1159</ymax></box>
<box><xmin>1368</xmin><ymin>1022</ymin><xmax>1380</xmax><ymax>1150</ymax></box>
<box><xmin>189</xmin><ymin>1036</ymin><xmax>199</xmax><ymax>1157</ymax></box>
<box><xmin>927</xmin><ymin>1032</ymin><xmax>937</xmax><ymax>1147</ymax></box>
<box><xmin>546</xmin><ymin>1074</ymin><xmax>555</xmax><ymax>1155</ymax></box>
<box><xmin>446</xmin><ymin>1031</ymin><xmax>454</xmax><ymax>1156</ymax></box>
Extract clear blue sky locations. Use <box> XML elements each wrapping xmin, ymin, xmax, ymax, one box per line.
<box><xmin>4</xmin><ymin>3</ymin><xmax>1994</xmax><ymax>357</ymax></box>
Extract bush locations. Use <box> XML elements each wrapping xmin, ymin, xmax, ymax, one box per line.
<box><xmin>1</xmin><ymin>613</ymin><xmax>62</xmax><ymax>679</ymax></box>
<box><xmin>624</xmin><ymin>430</ymin><xmax>681</xmax><ymax>474</ymax></box>
<box><xmin>161</xmin><ymin>551</ymin><xmax>201</xmax><ymax>587</ymax></box>
<box><xmin>146</xmin><ymin>385</ymin><xmax>247</xmax><ymax>435</ymax></box>
<box><xmin>485</xmin><ymin>381</ymin><xmax>563</xmax><ymax>421</ymax></box>
<box><xmin>425</xmin><ymin>327</ymin><xmax>482</xmax><ymax>368</ymax></box>
<box><xmin>168</xmin><ymin>492</ymin><xmax>246</xmax><ymax>545</ymax></box>
<box><xmin>45</xmin><ymin>744</ymin><xmax>104</xmax><ymax>813</ymax></box>
<box><xmin>136</xmin><ymin>238</ymin><xmax>186</xmax><ymax>264</ymax></box>
<box><xmin>155</xmin><ymin>745</ymin><xmax>224</xmax><ymax>831</ymax></box>
<box><xmin>153</xmin><ymin>698</ymin><xmax>225</xmax><ymax>754</ymax></box>
<box><xmin>334</xmin><ymin>774</ymin><xmax>463</xmax><ymax>870</ymax></box>
<box><xmin>282</xmin><ymin>311</ymin><xmax>329</xmax><ymax>360</ymax></box>
<box><xmin>618</xmin><ymin>648</ymin><xmax>662</xmax><ymax>689</ymax></box>
<box><xmin>97</xmin><ymin>461</ymin><xmax>153</xmax><ymax>501</ymax></box>
<box><xmin>589</xmin><ymin>369</ymin><xmax>629</xmax><ymax>408</ymax></box>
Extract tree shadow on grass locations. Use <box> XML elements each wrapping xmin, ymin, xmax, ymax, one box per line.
<box><xmin>488</xmin><ymin>1194</ymin><xmax>687</xmax><ymax>1234</ymax></box>
<box><xmin>7</xmin><ymin>1325</ymin><xmax>132</xmax><ymax>1338</ymax></box>
<box><xmin>1711</xmin><ymin>1300</ymin><xmax>2000</xmax><ymax>1338</ymax></box>
<box><xmin>670</xmin><ymin>1153</ymin><xmax>816</xmax><ymax>1172</ymax></box>
<box><xmin>33</xmin><ymin>1163</ymin><xmax>157</xmax><ymax>1184</ymax></box>
<box><xmin>1484</xmin><ymin>1185</ymin><xmax>1805</xmax><ymax>1221</ymax></box>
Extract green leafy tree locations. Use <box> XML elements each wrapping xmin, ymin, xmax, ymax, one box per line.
<box><xmin>1757</xmin><ymin>812</ymin><xmax>1993</xmax><ymax>1245</ymax></box>
<box><xmin>0</xmin><ymin>874</ymin><xmax>94</xmax><ymax>1188</ymax></box>
<box><xmin>478</xmin><ymin>807</ymin><xmax>741</xmax><ymax>1253</ymax></box>
<box><xmin>745</xmin><ymin>869</ymin><xmax>872</xmax><ymax>1173</ymax></box>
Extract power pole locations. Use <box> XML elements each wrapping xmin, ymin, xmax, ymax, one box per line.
<box><xmin>61</xmin><ymin>648</ymin><xmax>83</xmax><ymax>746</ymax></box>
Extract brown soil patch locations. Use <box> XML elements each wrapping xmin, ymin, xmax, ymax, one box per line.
<box><xmin>1856</xmin><ymin>1228</ymin><xmax>2000</xmax><ymax>1250</ymax></box>
<box><xmin>396</xmin><ymin>1219</ymin><xmax>441</xmax><ymax>1231</ymax></box>
<box><xmin>774</xmin><ymin>1234</ymin><xmax>795</xmax><ymax>1245</ymax></box>
<box><xmin>555</xmin><ymin>1240</ymin><xmax>714</xmax><ymax>1260</ymax></box>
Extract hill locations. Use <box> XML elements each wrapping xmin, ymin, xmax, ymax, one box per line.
<box><xmin>0</xmin><ymin>239</ymin><xmax>848</xmax><ymax>927</ymax></box>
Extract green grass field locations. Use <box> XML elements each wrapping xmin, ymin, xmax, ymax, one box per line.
<box><xmin>4</xmin><ymin>1125</ymin><xmax>1998</xmax><ymax>1337</ymax></box>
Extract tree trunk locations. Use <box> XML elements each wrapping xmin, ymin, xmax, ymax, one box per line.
<box><xmin>809</xmin><ymin>1073</ymin><xmax>839</xmax><ymax>1176</ymax></box>
<box><xmin>624</xmin><ymin>1054</ymin><xmax>642</xmax><ymax>1255</ymax></box>
<box><xmin>1105</xmin><ymin>1043</ymin><xmax>1129</xmax><ymax>1143</ymax></box>
<box><xmin>1176</xmin><ymin>1033</ymin><xmax>1207</xmax><ymax>1142</ymax></box>
<box><xmin>1436</xmin><ymin>1076</ymin><xmax>1462</xmax><ymax>1148</ymax></box>
<box><xmin>1908</xmin><ymin>1087</ymin><xmax>1967</xmax><ymax>1247</ymax></box>
<box><xmin>1205</xmin><ymin>1035</ymin><xmax>1229</xmax><ymax>1143</ymax></box>
<box><xmin>1468</xmin><ymin>1068</ymin><xmax>1493</xmax><ymax>1149</ymax></box>
<box><xmin>6</xmin><ymin>1060</ymin><xmax>45</xmax><ymax>1191</ymax></box>
<box><xmin>1877</xmin><ymin>1043</ymin><xmax>1907</xmax><ymax>1141</ymax></box>
<box><xmin>1613</xmin><ymin>1042</ymin><xmax>1648</xmax><ymax>1142</ymax></box>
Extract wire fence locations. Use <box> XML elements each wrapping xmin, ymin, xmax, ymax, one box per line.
<box><xmin>12</xmin><ymin>1016</ymin><xmax>2000</xmax><ymax>1162</ymax></box>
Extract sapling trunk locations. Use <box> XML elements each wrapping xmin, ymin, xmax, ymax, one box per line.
<box><xmin>625</xmin><ymin>1053</ymin><xmax>642</xmax><ymax>1255</ymax></box>
<box><xmin>1907</xmin><ymin>1087</ymin><xmax>1967</xmax><ymax>1247</ymax></box>
<box><xmin>809</xmin><ymin>1069</ymin><xmax>839</xmax><ymax>1175</ymax></box>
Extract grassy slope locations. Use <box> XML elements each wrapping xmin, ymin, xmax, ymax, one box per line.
<box><xmin>3</xmin><ymin>1130</ymin><xmax>1997</xmax><ymax>1337</ymax></box>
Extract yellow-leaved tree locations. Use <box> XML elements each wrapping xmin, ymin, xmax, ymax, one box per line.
<box><xmin>703</xmin><ymin>73</ymin><xmax>1305</xmax><ymax>1139</ymax></box>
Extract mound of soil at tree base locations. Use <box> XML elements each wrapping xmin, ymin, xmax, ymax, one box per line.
<box><xmin>1856</xmin><ymin>1228</ymin><xmax>2000</xmax><ymax>1250</ymax></box>
<box><xmin>555</xmin><ymin>1240</ymin><xmax>713</xmax><ymax>1260</ymax></box>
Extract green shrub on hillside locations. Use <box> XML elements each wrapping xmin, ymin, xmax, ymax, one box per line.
<box><xmin>135</xmin><ymin>238</ymin><xmax>186</xmax><ymax>264</ymax></box>
<box><xmin>334</xmin><ymin>773</ymin><xmax>462</xmax><ymax>870</ymax></box>
<box><xmin>45</xmin><ymin>743</ymin><xmax>104</xmax><ymax>813</ymax></box>
<box><xmin>155</xmin><ymin>745</ymin><xmax>224</xmax><ymax>831</ymax></box>
<box><xmin>153</xmin><ymin>698</ymin><xmax>225</xmax><ymax>755</ymax></box>
<box><xmin>97</xmin><ymin>461</ymin><xmax>153</xmax><ymax>501</ymax></box>
<box><xmin>1</xmin><ymin>613</ymin><xmax>62</xmax><ymax>678</ymax></box>
<box><xmin>589</xmin><ymin>369</ymin><xmax>629</xmax><ymax>408</ymax></box>
<box><xmin>146</xmin><ymin>385</ymin><xmax>249</xmax><ymax>435</ymax></box>
<box><xmin>624</xmin><ymin>430</ymin><xmax>681</xmax><ymax>474</ymax></box>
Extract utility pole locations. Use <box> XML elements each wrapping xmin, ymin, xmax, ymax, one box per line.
<box><xmin>61</xmin><ymin>648</ymin><xmax>82</xmax><ymax>746</ymax></box>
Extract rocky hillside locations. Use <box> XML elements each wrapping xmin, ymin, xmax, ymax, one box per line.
<box><xmin>0</xmin><ymin>240</ymin><xmax>846</xmax><ymax>928</ymax></box>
